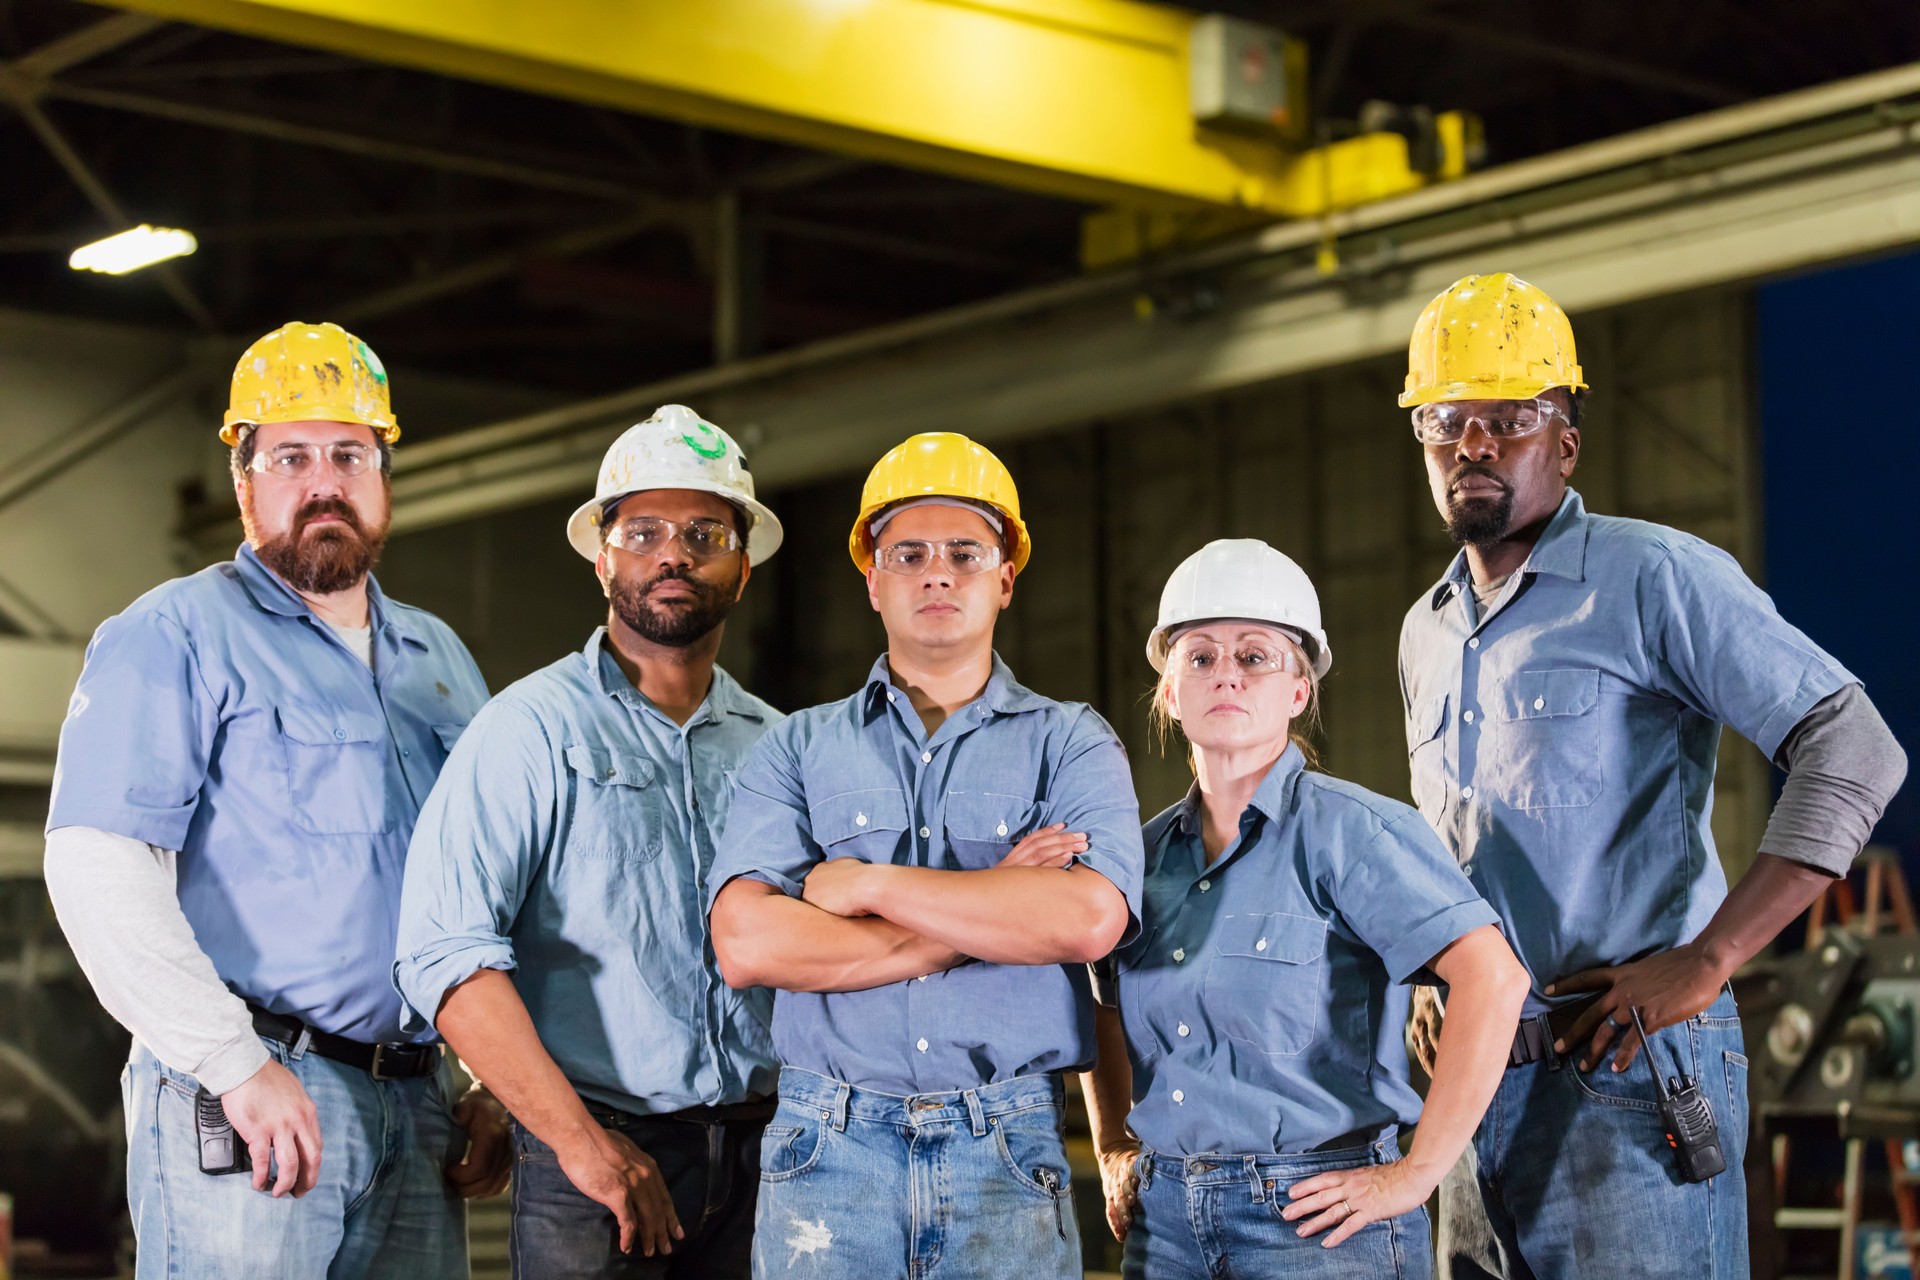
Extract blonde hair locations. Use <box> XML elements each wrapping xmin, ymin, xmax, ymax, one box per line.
<box><xmin>1149</xmin><ymin>629</ymin><xmax>1324</xmax><ymax>771</ymax></box>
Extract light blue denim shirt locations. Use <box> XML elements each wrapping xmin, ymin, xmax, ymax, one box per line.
<box><xmin>1399</xmin><ymin>489</ymin><xmax>1856</xmax><ymax>1014</ymax></box>
<box><xmin>1097</xmin><ymin>745</ymin><xmax>1496</xmax><ymax>1156</ymax></box>
<box><xmin>46</xmin><ymin>543</ymin><xmax>488</xmax><ymax>1045</ymax></box>
<box><xmin>707</xmin><ymin>653</ymin><xmax>1145</xmax><ymax>1095</ymax></box>
<box><xmin>394</xmin><ymin>630</ymin><xmax>781</xmax><ymax>1116</ymax></box>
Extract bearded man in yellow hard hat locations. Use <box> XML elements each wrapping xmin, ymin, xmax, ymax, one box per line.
<box><xmin>707</xmin><ymin>432</ymin><xmax>1144</xmax><ymax>1279</ymax></box>
<box><xmin>45</xmin><ymin>322</ymin><xmax>508</xmax><ymax>1280</ymax></box>
<box><xmin>1395</xmin><ymin>274</ymin><xmax>1906</xmax><ymax>1278</ymax></box>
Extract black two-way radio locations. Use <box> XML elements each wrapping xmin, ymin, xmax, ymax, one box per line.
<box><xmin>194</xmin><ymin>1086</ymin><xmax>252</xmax><ymax>1176</ymax></box>
<box><xmin>1629</xmin><ymin>1005</ymin><xmax>1726</xmax><ymax>1183</ymax></box>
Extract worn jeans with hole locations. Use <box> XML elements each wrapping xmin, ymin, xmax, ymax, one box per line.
<box><xmin>508</xmin><ymin>1100</ymin><xmax>763</xmax><ymax>1279</ymax></box>
<box><xmin>122</xmin><ymin>1035</ymin><xmax>467</xmax><ymax>1280</ymax></box>
<box><xmin>1124</xmin><ymin>1137</ymin><xmax>1431</xmax><ymax>1280</ymax></box>
<box><xmin>1438</xmin><ymin>988</ymin><xmax>1749</xmax><ymax>1279</ymax></box>
<box><xmin>751</xmin><ymin>1066</ymin><xmax>1080</xmax><ymax>1280</ymax></box>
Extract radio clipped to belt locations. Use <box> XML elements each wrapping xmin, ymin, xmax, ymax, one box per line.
<box><xmin>1630</xmin><ymin>1005</ymin><xmax>1727</xmax><ymax>1183</ymax></box>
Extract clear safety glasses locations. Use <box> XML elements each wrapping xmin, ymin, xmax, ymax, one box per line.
<box><xmin>605</xmin><ymin>516</ymin><xmax>741</xmax><ymax>561</ymax></box>
<box><xmin>1410</xmin><ymin>397</ymin><xmax>1568</xmax><ymax>446</ymax></box>
<box><xmin>1169</xmin><ymin>639</ymin><xmax>1300</xmax><ymax>681</ymax></box>
<box><xmin>874</xmin><ymin>538</ymin><xmax>1004</xmax><ymax>577</ymax></box>
<box><xmin>248</xmin><ymin>441</ymin><xmax>379</xmax><ymax>480</ymax></box>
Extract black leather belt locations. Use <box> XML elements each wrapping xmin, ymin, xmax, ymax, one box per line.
<box><xmin>667</xmin><ymin>1098</ymin><xmax>778</xmax><ymax>1124</ymax></box>
<box><xmin>1508</xmin><ymin>996</ymin><xmax>1599</xmax><ymax>1069</ymax></box>
<box><xmin>248</xmin><ymin>1003</ymin><xmax>440</xmax><ymax>1081</ymax></box>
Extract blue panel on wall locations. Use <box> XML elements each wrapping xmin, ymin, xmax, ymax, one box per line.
<box><xmin>1757</xmin><ymin>249</ymin><xmax>1920</xmax><ymax>854</ymax></box>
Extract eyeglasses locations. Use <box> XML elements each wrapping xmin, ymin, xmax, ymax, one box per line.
<box><xmin>1170</xmin><ymin>639</ymin><xmax>1299</xmax><ymax>681</ymax></box>
<box><xmin>1410</xmin><ymin>398</ymin><xmax>1568</xmax><ymax>446</ymax></box>
<box><xmin>604</xmin><ymin>516</ymin><xmax>741</xmax><ymax>561</ymax></box>
<box><xmin>248</xmin><ymin>441</ymin><xmax>379</xmax><ymax>479</ymax></box>
<box><xmin>874</xmin><ymin>538</ymin><xmax>1003</xmax><ymax>577</ymax></box>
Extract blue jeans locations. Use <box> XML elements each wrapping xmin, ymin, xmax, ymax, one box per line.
<box><xmin>1125</xmin><ymin>1137</ymin><xmax>1432</xmax><ymax>1280</ymax></box>
<box><xmin>752</xmin><ymin>1066</ymin><xmax>1080</xmax><ymax>1279</ymax></box>
<box><xmin>1438</xmin><ymin>989</ymin><xmax>1750</xmax><ymax>1279</ymax></box>
<box><xmin>508</xmin><ymin>1100</ymin><xmax>764</xmax><ymax>1278</ymax></box>
<box><xmin>122</xmin><ymin>1035</ymin><xmax>467</xmax><ymax>1280</ymax></box>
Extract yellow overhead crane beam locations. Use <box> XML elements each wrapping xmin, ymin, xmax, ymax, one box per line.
<box><xmin>87</xmin><ymin>0</ymin><xmax>1473</xmax><ymax>251</ymax></box>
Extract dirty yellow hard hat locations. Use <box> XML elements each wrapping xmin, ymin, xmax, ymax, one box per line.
<box><xmin>1399</xmin><ymin>273</ymin><xmax>1587</xmax><ymax>408</ymax></box>
<box><xmin>848</xmin><ymin>432</ymin><xmax>1030</xmax><ymax>574</ymax></box>
<box><xmin>221</xmin><ymin>321</ymin><xmax>399</xmax><ymax>446</ymax></box>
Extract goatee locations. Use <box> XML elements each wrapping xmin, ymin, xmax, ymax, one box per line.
<box><xmin>610</xmin><ymin>564</ymin><xmax>740</xmax><ymax>647</ymax></box>
<box><xmin>1443</xmin><ymin>466</ymin><xmax>1516</xmax><ymax>547</ymax></box>
<box><xmin>248</xmin><ymin>495</ymin><xmax>389</xmax><ymax>594</ymax></box>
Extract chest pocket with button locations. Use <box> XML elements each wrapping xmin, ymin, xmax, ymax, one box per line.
<box><xmin>1203</xmin><ymin>912</ymin><xmax>1328</xmax><ymax>1058</ymax></box>
<box><xmin>1484</xmin><ymin>668</ymin><xmax>1602</xmax><ymax>810</ymax></box>
<box><xmin>1405</xmin><ymin>692</ymin><xmax>1450</xmax><ymax>819</ymax></box>
<box><xmin>808</xmin><ymin>789</ymin><xmax>909</xmax><ymax>864</ymax></box>
<box><xmin>564</xmin><ymin>745</ymin><xmax>664</xmax><ymax>861</ymax></box>
<box><xmin>942</xmin><ymin>791</ymin><xmax>1043</xmax><ymax>870</ymax></box>
<box><xmin>275</xmin><ymin>702</ymin><xmax>392</xmax><ymax>835</ymax></box>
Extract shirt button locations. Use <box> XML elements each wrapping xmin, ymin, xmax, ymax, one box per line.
<box><xmin>1177</xmin><ymin>1023</ymin><xmax>1190</xmax><ymax>1037</ymax></box>
<box><xmin>1198</xmin><ymin>879</ymin><xmax>1210</xmax><ymax>892</ymax></box>
<box><xmin>1463</xmin><ymin>710</ymin><xmax>1475</xmax><ymax>723</ymax></box>
<box><xmin>1172</xmin><ymin>948</ymin><xmax>1185</xmax><ymax>963</ymax></box>
<box><xmin>996</xmin><ymin>823</ymin><xmax>1008</xmax><ymax>837</ymax></box>
<box><xmin>919</xmin><ymin>826</ymin><xmax>931</xmax><ymax>839</ymax></box>
<box><xmin>921</xmin><ymin>752</ymin><xmax>932</xmax><ymax>764</ymax></box>
<box><xmin>887</xmin><ymin>692</ymin><xmax>897</xmax><ymax>703</ymax></box>
<box><xmin>1534</xmin><ymin>697</ymin><xmax>1546</xmax><ymax>710</ymax></box>
<box><xmin>916</xmin><ymin>1038</ymin><xmax>929</xmax><ymax>1053</ymax></box>
<box><xmin>918</xmin><ymin>975</ymin><xmax>929</xmax><ymax>982</ymax></box>
<box><xmin>1462</xmin><ymin>786</ymin><xmax>1476</xmax><ymax>800</ymax></box>
<box><xmin>1468</xmin><ymin>637</ymin><xmax>1480</xmax><ymax>649</ymax></box>
<box><xmin>1462</xmin><ymin>863</ymin><xmax>1474</xmax><ymax>876</ymax></box>
<box><xmin>856</xmin><ymin>813</ymin><xmax>868</xmax><ymax>827</ymax></box>
<box><xmin>1172</xmin><ymin>1089</ymin><xmax>1185</xmax><ymax>1104</ymax></box>
<box><xmin>1256</xmin><ymin>938</ymin><xmax>1268</xmax><ymax>952</ymax></box>
<box><xmin>401</xmin><ymin>748</ymin><xmax>410</xmax><ymax>757</ymax></box>
<box><xmin>333</xmin><ymin>729</ymin><xmax>347</xmax><ymax>740</ymax></box>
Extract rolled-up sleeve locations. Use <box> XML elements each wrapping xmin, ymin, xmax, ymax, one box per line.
<box><xmin>47</xmin><ymin>611</ymin><xmax>217</xmax><ymax>850</ymax></box>
<box><xmin>706</xmin><ymin>726</ymin><xmax>819</xmax><ymax>911</ymax></box>
<box><xmin>394</xmin><ymin>700</ymin><xmax>556</xmax><ymax>1033</ymax></box>
<box><xmin>1334</xmin><ymin>809</ymin><xmax>1500</xmax><ymax>985</ymax></box>
<box><xmin>1647</xmin><ymin>541</ymin><xmax>1855</xmax><ymax>762</ymax></box>
<box><xmin>1053</xmin><ymin>708</ymin><xmax>1146</xmax><ymax>941</ymax></box>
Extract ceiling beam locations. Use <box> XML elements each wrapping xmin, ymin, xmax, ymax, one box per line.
<box><xmin>11</xmin><ymin>11</ymin><xmax>163</xmax><ymax>80</ymax></box>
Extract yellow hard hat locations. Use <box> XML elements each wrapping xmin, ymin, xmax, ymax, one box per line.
<box><xmin>1399</xmin><ymin>273</ymin><xmax>1587</xmax><ymax>408</ymax></box>
<box><xmin>849</xmin><ymin>432</ymin><xmax>1030</xmax><ymax>574</ymax></box>
<box><xmin>221</xmin><ymin>321</ymin><xmax>399</xmax><ymax>446</ymax></box>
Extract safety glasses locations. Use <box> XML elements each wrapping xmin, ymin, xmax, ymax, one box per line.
<box><xmin>1410</xmin><ymin>397</ymin><xmax>1568</xmax><ymax>446</ymax></box>
<box><xmin>248</xmin><ymin>441</ymin><xmax>379</xmax><ymax>480</ymax></box>
<box><xmin>605</xmin><ymin>516</ymin><xmax>741</xmax><ymax>561</ymax></box>
<box><xmin>874</xmin><ymin>538</ymin><xmax>1003</xmax><ymax>577</ymax></box>
<box><xmin>1169</xmin><ymin>639</ymin><xmax>1300</xmax><ymax>681</ymax></box>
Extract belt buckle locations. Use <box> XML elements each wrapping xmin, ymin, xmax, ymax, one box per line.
<box><xmin>369</xmin><ymin>1043</ymin><xmax>391</xmax><ymax>1081</ymax></box>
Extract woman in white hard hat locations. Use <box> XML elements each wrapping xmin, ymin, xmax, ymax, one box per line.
<box><xmin>1079</xmin><ymin>539</ymin><xmax>1528</xmax><ymax>1279</ymax></box>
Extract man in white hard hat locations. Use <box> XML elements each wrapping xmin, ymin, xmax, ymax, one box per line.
<box><xmin>395</xmin><ymin>405</ymin><xmax>785</xmax><ymax>1278</ymax></box>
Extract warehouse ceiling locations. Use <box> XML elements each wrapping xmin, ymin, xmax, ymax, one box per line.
<box><xmin>1</xmin><ymin>0</ymin><xmax>1916</xmax><ymax>428</ymax></box>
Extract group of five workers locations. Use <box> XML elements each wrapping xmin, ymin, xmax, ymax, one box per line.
<box><xmin>43</xmin><ymin>272</ymin><xmax>1906</xmax><ymax>1279</ymax></box>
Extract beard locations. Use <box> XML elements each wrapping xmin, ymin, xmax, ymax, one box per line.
<box><xmin>1443</xmin><ymin>465</ymin><xmax>1516</xmax><ymax>546</ymax></box>
<box><xmin>609</xmin><ymin>562</ymin><xmax>741</xmax><ymax>647</ymax></box>
<box><xmin>247</xmin><ymin>493</ymin><xmax>390</xmax><ymax>594</ymax></box>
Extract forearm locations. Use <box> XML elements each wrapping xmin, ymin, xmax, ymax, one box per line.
<box><xmin>863</xmin><ymin>865</ymin><xmax>1129</xmax><ymax>965</ymax></box>
<box><xmin>712</xmin><ymin>881</ymin><xmax>963</xmax><ymax>993</ymax></box>
<box><xmin>1759</xmin><ymin>684</ymin><xmax>1907</xmax><ymax>877</ymax></box>
<box><xmin>1408</xmin><ymin>927</ymin><xmax>1528</xmax><ymax>1184</ymax></box>
<box><xmin>1691</xmin><ymin>852</ymin><xmax>1836</xmax><ymax>981</ymax></box>
<box><xmin>435</xmin><ymin>969</ymin><xmax>600</xmax><ymax>1157</ymax></box>
<box><xmin>45</xmin><ymin>826</ymin><xmax>267</xmax><ymax>1094</ymax></box>
<box><xmin>1078</xmin><ymin>1002</ymin><xmax>1137</xmax><ymax>1157</ymax></box>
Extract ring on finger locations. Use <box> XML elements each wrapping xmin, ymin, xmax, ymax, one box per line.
<box><xmin>1606</xmin><ymin>1013</ymin><xmax>1630</xmax><ymax>1028</ymax></box>
<box><xmin>1342</xmin><ymin>1198</ymin><xmax>1354</xmax><ymax>1217</ymax></box>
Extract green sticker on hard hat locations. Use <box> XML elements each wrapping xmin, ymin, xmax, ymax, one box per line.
<box><xmin>356</xmin><ymin>340</ymin><xmax>389</xmax><ymax>386</ymax></box>
<box><xmin>682</xmin><ymin>422</ymin><xmax>729</xmax><ymax>460</ymax></box>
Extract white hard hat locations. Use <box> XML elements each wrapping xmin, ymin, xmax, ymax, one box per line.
<box><xmin>1147</xmin><ymin>539</ymin><xmax>1331</xmax><ymax>677</ymax></box>
<box><xmin>565</xmin><ymin>405</ymin><xmax>784</xmax><ymax>564</ymax></box>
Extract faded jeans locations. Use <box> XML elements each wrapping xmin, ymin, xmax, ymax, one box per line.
<box><xmin>122</xmin><ymin>1035</ymin><xmax>467</xmax><ymax>1280</ymax></box>
<box><xmin>752</xmin><ymin>1066</ymin><xmax>1080</xmax><ymax>1280</ymax></box>
<box><xmin>1125</xmin><ymin>1137</ymin><xmax>1431</xmax><ymax>1280</ymax></box>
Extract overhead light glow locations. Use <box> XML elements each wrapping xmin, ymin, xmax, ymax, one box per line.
<box><xmin>69</xmin><ymin>225</ymin><xmax>198</xmax><ymax>275</ymax></box>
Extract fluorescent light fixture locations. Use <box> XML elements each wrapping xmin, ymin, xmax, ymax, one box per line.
<box><xmin>69</xmin><ymin>225</ymin><xmax>198</xmax><ymax>275</ymax></box>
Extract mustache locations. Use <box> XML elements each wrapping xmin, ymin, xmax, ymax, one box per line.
<box><xmin>1446</xmin><ymin>463</ymin><xmax>1511</xmax><ymax>496</ymax></box>
<box><xmin>294</xmin><ymin>497</ymin><xmax>367</xmax><ymax>537</ymax></box>
<box><xmin>642</xmin><ymin>566</ymin><xmax>701</xmax><ymax>593</ymax></box>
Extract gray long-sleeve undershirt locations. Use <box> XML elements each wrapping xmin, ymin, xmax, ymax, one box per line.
<box><xmin>1765</xmin><ymin>683</ymin><xmax>1908</xmax><ymax>876</ymax></box>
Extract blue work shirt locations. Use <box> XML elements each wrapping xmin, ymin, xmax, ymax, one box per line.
<box><xmin>1399</xmin><ymin>489</ymin><xmax>1855</xmax><ymax>1014</ymax></box>
<box><xmin>1096</xmin><ymin>746</ymin><xmax>1496</xmax><ymax>1156</ymax></box>
<box><xmin>394</xmin><ymin>630</ymin><xmax>781</xmax><ymax>1116</ymax></box>
<box><xmin>47</xmin><ymin>543</ymin><xmax>488</xmax><ymax>1044</ymax></box>
<box><xmin>707</xmin><ymin>653</ymin><xmax>1145</xmax><ymax>1095</ymax></box>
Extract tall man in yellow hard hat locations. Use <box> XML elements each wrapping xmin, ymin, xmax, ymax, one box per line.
<box><xmin>707</xmin><ymin>432</ymin><xmax>1144</xmax><ymax>1278</ymax></box>
<box><xmin>396</xmin><ymin>405</ymin><xmax>785</xmax><ymax>1277</ymax></box>
<box><xmin>44</xmin><ymin>322</ymin><xmax>509</xmax><ymax>1280</ymax></box>
<box><xmin>1395</xmin><ymin>274</ymin><xmax>1907</xmax><ymax>1277</ymax></box>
